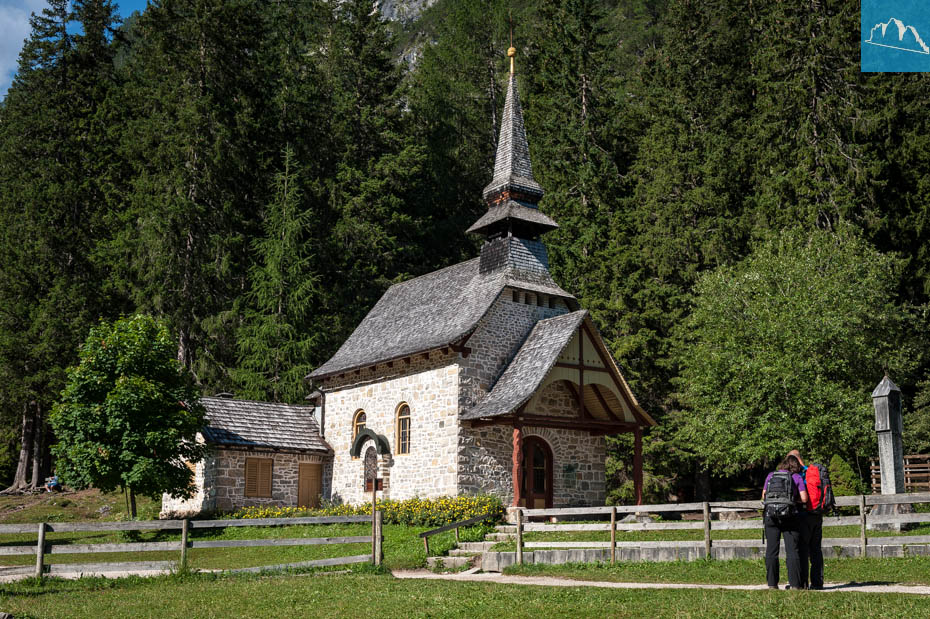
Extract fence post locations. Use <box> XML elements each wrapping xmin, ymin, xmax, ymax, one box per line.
<box><xmin>454</xmin><ymin>526</ymin><xmax>460</xmax><ymax>544</ymax></box>
<box><xmin>180</xmin><ymin>519</ymin><xmax>189</xmax><ymax>569</ymax></box>
<box><xmin>373</xmin><ymin>510</ymin><xmax>383</xmax><ymax>566</ymax></box>
<box><xmin>423</xmin><ymin>535</ymin><xmax>430</xmax><ymax>557</ymax></box>
<box><xmin>702</xmin><ymin>502</ymin><xmax>712</xmax><ymax>560</ymax></box>
<box><xmin>610</xmin><ymin>507</ymin><xmax>616</xmax><ymax>565</ymax></box>
<box><xmin>859</xmin><ymin>495</ymin><xmax>868</xmax><ymax>557</ymax></box>
<box><xmin>35</xmin><ymin>522</ymin><xmax>46</xmax><ymax>579</ymax></box>
<box><xmin>515</xmin><ymin>508</ymin><xmax>524</xmax><ymax>566</ymax></box>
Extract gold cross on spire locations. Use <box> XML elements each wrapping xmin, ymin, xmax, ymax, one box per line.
<box><xmin>508</xmin><ymin>11</ymin><xmax>516</xmax><ymax>75</ymax></box>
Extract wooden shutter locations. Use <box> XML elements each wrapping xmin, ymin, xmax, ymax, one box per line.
<box><xmin>258</xmin><ymin>459</ymin><xmax>273</xmax><ymax>497</ymax></box>
<box><xmin>245</xmin><ymin>457</ymin><xmax>273</xmax><ymax>498</ymax></box>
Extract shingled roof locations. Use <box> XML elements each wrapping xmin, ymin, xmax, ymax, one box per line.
<box><xmin>482</xmin><ymin>73</ymin><xmax>544</xmax><ymax>203</ymax></box>
<box><xmin>466</xmin><ymin>200</ymin><xmax>558</xmax><ymax>236</ymax></box>
<box><xmin>308</xmin><ymin>257</ymin><xmax>575</xmax><ymax>379</ymax></box>
<box><xmin>461</xmin><ymin>311</ymin><xmax>586</xmax><ymax>420</ymax></box>
<box><xmin>200</xmin><ymin>397</ymin><xmax>331</xmax><ymax>453</ymax></box>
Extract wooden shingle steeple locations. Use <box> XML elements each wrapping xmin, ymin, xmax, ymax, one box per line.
<box><xmin>467</xmin><ymin>53</ymin><xmax>558</xmax><ymax>241</ymax></box>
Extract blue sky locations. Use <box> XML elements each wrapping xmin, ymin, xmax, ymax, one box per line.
<box><xmin>0</xmin><ymin>0</ymin><xmax>148</xmax><ymax>98</ymax></box>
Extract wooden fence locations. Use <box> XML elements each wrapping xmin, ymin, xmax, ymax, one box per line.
<box><xmin>419</xmin><ymin>514</ymin><xmax>495</xmax><ymax>556</ymax></box>
<box><xmin>510</xmin><ymin>492</ymin><xmax>930</xmax><ymax>565</ymax></box>
<box><xmin>871</xmin><ymin>455</ymin><xmax>930</xmax><ymax>492</ymax></box>
<box><xmin>0</xmin><ymin>513</ymin><xmax>383</xmax><ymax>579</ymax></box>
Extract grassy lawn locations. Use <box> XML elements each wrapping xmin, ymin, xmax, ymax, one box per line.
<box><xmin>2</xmin><ymin>571</ymin><xmax>930</xmax><ymax>618</ymax></box>
<box><xmin>0</xmin><ymin>490</ymin><xmax>161</xmax><ymax>524</ymax></box>
<box><xmin>0</xmin><ymin>490</ymin><xmax>489</xmax><ymax>571</ymax></box>
<box><xmin>504</xmin><ymin>556</ymin><xmax>930</xmax><ymax>586</ymax></box>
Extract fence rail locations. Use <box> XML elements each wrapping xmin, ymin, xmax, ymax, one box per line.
<box><xmin>419</xmin><ymin>514</ymin><xmax>495</xmax><ymax>556</ymax></box>
<box><xmin>871</xmin><ymin>455</ymin><xmax>930</xmax><ymax>492</ymax></box>
<box><xmin>508</xmin><ymin>492</ymin><xmax>930</xmax><ymax>566</ymax></box>
<box><xmin>2</xmin><ymin>513</ymin><xmax>383</xmax><ymax>579</ymax></box>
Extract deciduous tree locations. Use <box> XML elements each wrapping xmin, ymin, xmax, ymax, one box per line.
<box><xmin>50</xmin><ymin>315</ymin><xmax>205</xmax><ymax>517</ymax></box>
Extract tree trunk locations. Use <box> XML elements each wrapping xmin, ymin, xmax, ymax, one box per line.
<box><xmin>30</xmin><ymin>401</ymin><xmax>44</xmax><ymax>488</ymax></box>
<box><xmin>129</xmin><ymin>487</ymin><xmax>137</xmax><ymax>519</ymax></box>
<box><xmin>3</xmin><ymin>403</ymin><xmax>35</xmax><ymax>492</ymax></box>
<box><xmin>694</xmin><ymin>467</ymin><xmax>712</xmax><ymax>501</ymax></box>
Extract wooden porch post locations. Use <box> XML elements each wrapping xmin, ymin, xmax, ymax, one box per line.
<box><xmin>633</xmin><ymin>427</ymin><xmax>643</xmax><ymax>506</ymax></box>
<box><xmin>512</xmin><ymin>425</ymin><xmax>524</xmax><ymax>507</ymax></box>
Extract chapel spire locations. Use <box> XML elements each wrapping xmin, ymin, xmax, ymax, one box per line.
<box><xmin>468</xmin><ymin>42</ymin><xmax>557</xmax><ymax>240</ymax></box>
<box><xmin>481</xmin><ymin>66</ymin><xmax>544</xmax><ymax>207</ymax></box>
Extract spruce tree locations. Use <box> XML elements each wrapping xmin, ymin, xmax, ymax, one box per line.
<box><xmin>235</xmin><ymin>148</ymin><xmax>319</xmax><ymax>403</ymax></box>
<box><xmin>0</xmin><ymin>0</ymin><xmax>123</xmax><ymax>489</ymax></box>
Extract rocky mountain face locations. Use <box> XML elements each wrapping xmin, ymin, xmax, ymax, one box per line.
<box><xmin>377</xmin><ymin>0</ymin><xmax>438</xmax><ymax>25</ymax></box>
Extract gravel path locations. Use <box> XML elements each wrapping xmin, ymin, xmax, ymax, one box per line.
<box><xmin>391</xmin><ymin>569</ymin><xmax>930</xmax><ymax>595</ymax></box>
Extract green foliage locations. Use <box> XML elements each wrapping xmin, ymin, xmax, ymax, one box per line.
<box><xmin>676</xmin><ymin>226</ymin><xmax>915</xmax><ymax>473</ymax></box>
<box><xmin>232</xmin><ymin>494</ymin><xmax>504</xmax><ymax>527</ymax></box>
<box><xmin>829</xmin><ymin>455</ymin><xmax>867</xmax><ymax>497</ymax></box>
<box><xmin>906</xmin><ymin>379</ymin><xmax>930</xmax><ymax>455</ymax></box>
<box><xmin>233</xmin><ymin>148</ymin><xmax>319</xmax><ymax>403</ymax></box>
<box><xmin>49</xmin><ymin>315</ymin><xmax>205</xmax><ymax>501</ymax></box>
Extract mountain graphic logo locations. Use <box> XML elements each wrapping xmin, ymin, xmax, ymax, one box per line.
<box><xmin>865</xmin><ymin>18</ymin><xmax>930</xmax><ymax>54</ymax></box>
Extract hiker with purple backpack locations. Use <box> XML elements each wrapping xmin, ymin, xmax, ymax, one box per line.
<box><xmin>761</xmin><ymin>454</ymin><xmax>808</xmax><ymax>589</ymax></box>
<box><xmin>788</xmin><ymin>449</ymin><xmax>836</xmax><ymax>590</ymax></box>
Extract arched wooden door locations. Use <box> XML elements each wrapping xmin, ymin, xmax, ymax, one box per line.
<box><xmin>522</xmin><ymin>437</ymin><xmax>553</xmax><ymax>509</ymax></box>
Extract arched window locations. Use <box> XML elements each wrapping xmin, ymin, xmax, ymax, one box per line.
<box><xmin>396</xmin><ymin>404</ymin><xmax>411</xmax><ymax>455</ymax></box>
<box><xmin>353</xmin><ymin>410</ymin><xmax>366</xmax><ymax>441</ymax></box>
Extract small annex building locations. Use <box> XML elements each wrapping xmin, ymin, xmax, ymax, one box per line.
<box><xmin>161</xmin><ymin>396</ymin><xmax>332</xmax><ymax>517</ymax></box>
<box><xmin>307</xmin><ymin>58</ymin><xmax>656</xmax><ymax>511</ymax></box>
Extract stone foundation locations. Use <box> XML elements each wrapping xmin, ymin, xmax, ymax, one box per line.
<box><xmin>160</xmin><ymin>446</ymin><xmax>328</xmax><ymax>517</ymax></box>
<box><xmin>480</xmin><ymin>542</ymin><xmax>930</xmax><ymax>571</ymax></box>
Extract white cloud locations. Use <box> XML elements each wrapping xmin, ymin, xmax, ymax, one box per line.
<box><xmin>0</xmin><ymin>0</ymin><xmax>51</xmax><ymax>98</ymax></box>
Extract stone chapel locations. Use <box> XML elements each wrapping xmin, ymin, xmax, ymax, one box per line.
<box><xmin>162</xmin><ymin>50</ymin><xmax>656</xmax><ymax>519</ymax></box>
<box><xmin>306</xmin><ymin>51</ymin><xmax>655</xmax><ymax>510</ymax></box>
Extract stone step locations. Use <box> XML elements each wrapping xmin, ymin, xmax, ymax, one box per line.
<box><xmin>426</xmin><ymin>555</ymin><xmax>476</xmax><ymax>571</ymax></box>
<box><xmin>448</xmin><ymin>549</ymin><xmax>479</xmax><ymax>557</ymax></box>
<box><xmin>456</xmin><ymin>541</ymin><xmax>496</xmax><ymax>552</ymax></box>
<box><xmin>495</xmin><ymin>525</ymin><xmax>516</xmax><ymax>533</ymax></box>
<box><xmin>485</xmin><ymin>533</ymin><xmax>514</xmax><ymax>541</ymax></box>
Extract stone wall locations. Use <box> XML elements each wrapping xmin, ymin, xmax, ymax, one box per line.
<box><xmin>458</xmin><ymin>289</ymin><xmax>566</xmax><ymax>413</ymax></box>
<box><xmin>458</xmin><ymin>293</ymin><xmax>604</xmax><ymax>507</ymax></box>
<box><xmin>457</xmin><ymin>424</ymin><xmax>606</xmax><ymax>507</ymax></box>
<box><xmin>160</xmin><ymin>445</ymin><xmax>327</xmax><ymax>517</ymax></box>
<box><xmin>323</xmin><ymin>352</ymin><xmax>460</xmax><ymax>505</ymax></box>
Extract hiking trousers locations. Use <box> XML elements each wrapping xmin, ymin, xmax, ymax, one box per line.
<box><xmin>764</xmin><ymin>519</ymin><xmax>804</xmax><ymax>589</ymax></box>
<box><xmin>800</xmin><ymin>512</ymin><xmax>824</xmax><ymax>588</ymax></box>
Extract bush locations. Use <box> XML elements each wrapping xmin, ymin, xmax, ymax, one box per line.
<box><xmin>829</xmin><ymin>455</ymin><xmax>867</xmax><ymax>496</ymax></box>
<box><xmin>230</xmin><ymin>494</ymin><xmax>505</xmax><ymax>527</ymax></box>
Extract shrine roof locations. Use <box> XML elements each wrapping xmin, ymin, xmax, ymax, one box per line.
<box><xmin>307</xmin><ymin>257</ymin><xmax>574</xmax><ymax>380</ymax></box>
<box><xmin>200</xmin><ymin>397</ymin><xmax>331</xmax><ymax>453</ymax></box>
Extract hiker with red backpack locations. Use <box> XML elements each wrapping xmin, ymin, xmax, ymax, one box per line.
<box><xmin>788</xmin><ymin>449</ymin><xmax>836</xmax><ymax>590</ymax></box>
<box><xmin>762</xmin><ymin>454</ymin><xmax>808</xmax><ymax>589</ymax></box>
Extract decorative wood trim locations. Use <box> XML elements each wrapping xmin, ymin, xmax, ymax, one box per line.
<box><xmin>395</xmin><ymin>402</ymin><xmax>411</xmax><ymax>455</ymax></box>
<box><xmin>580</xmin><ymin>321</ymin><xmax>650</xmax><ymax>425</ymax></box>
<box><xmin>590</xmin><ymin>383</ymin><xmax>623</xmax><ymax>423</ymax></box>
<box><xmin>562</xmin><ymin>381</ymin><xmax>590</xmax><ymax>420</ymax></box>
<box><xmin>578</xmin><ymin>328</ymin><xmax>586</xmax><ymax>420</ymax></box>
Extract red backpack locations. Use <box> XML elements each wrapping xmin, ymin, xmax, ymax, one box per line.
<box><xmin>805</xmin><ymin>463</ymin><xmax>836</xmax><ymax>514</ymax></box>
